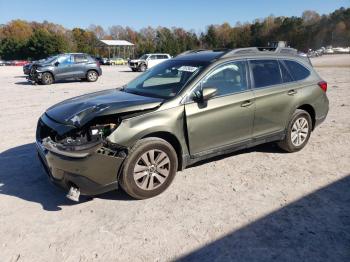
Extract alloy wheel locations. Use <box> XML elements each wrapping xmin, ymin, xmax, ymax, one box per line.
<box><xmin>133</xmin><ymin>149</ymin><xmax>171</xmax><ymax>191</ymax></box>
<box><xmin>291</xmin><ymin>117</ymin><xmax>309</xmax><ymax>146</ymax></box>
<box><xmin>88</xmin><ymin>71</ymin><xmax>97</xmax><ymax>81</ymax></box>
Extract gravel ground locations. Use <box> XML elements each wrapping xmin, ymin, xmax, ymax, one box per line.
<box><xmin>0</xmin><ymin>55</ymin><xmax>349</xmax><ymax>262</ymax></box>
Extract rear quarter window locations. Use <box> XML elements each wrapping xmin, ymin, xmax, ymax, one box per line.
<box><xmin>279</xmin><ymin>60</ymin><xmax>293</xmax><ymax>83</ymax></box>
<box><xmin>284</xmin><ymin>60</ymin><xmax>310</xmax><ymax>81</ymax></box>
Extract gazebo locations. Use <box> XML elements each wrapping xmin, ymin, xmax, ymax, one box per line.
<box><xmin>96</xmin><ymin>40</ymin><xmax>135</xmax><ymax>59</ymax></box>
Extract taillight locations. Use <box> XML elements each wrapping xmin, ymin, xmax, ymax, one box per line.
<box><xmin>318</xmin><ymin>81</ymin><xmax>327</xmax><ymax>92</ymax></box>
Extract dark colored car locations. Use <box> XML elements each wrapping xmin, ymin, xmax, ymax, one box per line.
<box><xmin>36</xmin><ymin>47</ymin><xmax>329</xmax><ymax>201</ymax></box>
<box><xmin>28</xmin><ymin>53</ymin><xmax>102</xmax><ymax>85</ymax></box>
<box><xmin>93</xmin><ymin>56</ymin><xmax>109</xmax><ymax>65</ymax></box>
<box><xmin>23</xmin><ymin>63</ymin><xmax>32</xmax><ymax>75</ymax></box>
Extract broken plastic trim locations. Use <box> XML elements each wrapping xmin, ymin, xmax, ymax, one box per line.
<box><xmin>41</xmin><ymin>137</ymin><xmax>97</xmax><ymax>158</ymax></box>
<box><xmin>66</xmin><ymin>186</ymin><xmax>80</xmax><ymax>202</ymax></box>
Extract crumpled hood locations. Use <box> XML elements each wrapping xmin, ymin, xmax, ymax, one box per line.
<box><xmin>45</xmin><ymin>89</ymin><xmax>163</xmax><ymax>127</ymax></box>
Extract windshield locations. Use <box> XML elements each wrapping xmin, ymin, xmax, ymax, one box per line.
<box><xmin>139</xmin><ymin>54</ymin><xmax>149</xmax><ymax>60</ymax></box>
<box><xmin>124</xmin><ymin>59</ymin><xmax>209</xmax><ymax>99</ymax></box>
<box><xmin>45</xmin><ymin>55</ymin><xmax>58</xmax><ymax>64</ymax></box>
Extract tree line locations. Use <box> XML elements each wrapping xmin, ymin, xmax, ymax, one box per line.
<box><xmin>0</xmin><ymin>7</ymin><xmax>349</xmax><ymax>60</ymax></box>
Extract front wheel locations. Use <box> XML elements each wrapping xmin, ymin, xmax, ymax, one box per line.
<box><xmin>278</xmin><ymin>109</ymin><xmax>312</xmax><ymax>152</ymax></box>
<box><xmin>41</xmin><ymin>72</ymin><xmax>54</xmax><ymax>85</ymax></box>
<box><xmin>139</xmin><ymin>64</ymin><xmax>147</xmax><ymax>72</ymax></box>
<box><xmin>120</xmin><ymin>138</ymin><xmax>178</xmax><ymax>199</ymax></box>
<box><xmin>86</xmin><ymin>70</ymin><xmax>98</xmax><ymax>82</ymax></box>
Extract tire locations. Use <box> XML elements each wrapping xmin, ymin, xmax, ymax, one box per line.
<box><xmin>278</xmin><ymin>109</ymin><xmax>312</xmax><ymax>152</ymax></box>
<box><xmin>120</xmin><ymin>137</ymin><xmax>178</xmax><ymax>199</ymax></box>
<box><xmin>86</xmin><ymin>70</ymin><xmax>98</xmax><ymax>82</ymax></box>
<box><xmin>41</xmin><ymin>72</ymin><xmax>54</xmax><ymax>85</ymax></box>
<box><xmin>131</xmin><ymin>68</ymin><xmax>137</xmax><ymax>72</ymax></box>
<box><xmin>139</xmin><ymin>64</ymin><xmax>147</xmax><ymax>72</ymax></box>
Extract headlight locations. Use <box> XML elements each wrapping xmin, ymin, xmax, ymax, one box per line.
<box><xmin>90</xmin><ymin>124</ymin><xmax>117</xmax><ymax>138</ymax></box>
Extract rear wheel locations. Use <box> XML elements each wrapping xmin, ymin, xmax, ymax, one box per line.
<box><xmin>278</xmin><ymin>109</ymin><xmax>312</xmax><ymax>152</ymax></box>
<box><xmin>41</xmin><ymin>72</ymin><xmax>54</xmax><ymax>85</ymax></box>
<box><xmin>86</xmin><ymin>70</ymin><xmax>98</xmax><ymax>82</ymax></box>
<box><xmin>120</xmin><ymin>138</ymin><xmax>178</xmax><ymax>199</ymax></box>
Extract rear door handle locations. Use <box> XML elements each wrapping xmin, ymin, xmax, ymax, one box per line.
<box><xmin>241</xmin><ymin>100</ymin><xmax>253</xmax><ymax>107</ymax></box>
<box><xmin>287</xmin><ymin>89</ymin><xmax>297</xmax><ymax>96</ymax></box>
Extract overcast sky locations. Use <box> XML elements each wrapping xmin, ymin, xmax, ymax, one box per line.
<box><xmin>0</xmin><ymin>0</ymin><xmax>348</xmax><ymax>32</ymax></box>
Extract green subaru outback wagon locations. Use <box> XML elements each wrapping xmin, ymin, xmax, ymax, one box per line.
<box><xmin>36</xmin><ymin>47</ymin><xmax>329</xmax><ymax>200</ymax></box>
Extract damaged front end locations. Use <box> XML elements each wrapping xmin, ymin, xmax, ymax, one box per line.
<box><xmin>36</xmin><ymin>113</ymin><xmax>128</xmax><ymax>198</ymax></box>
<box><xmin>27</xmin><ymin>64</ymin><xmax>42</xmax><ymax>84</ymax></box>
<box><xmin>35</xmin><ymin>88</ymin><xmax>164</xmax><ymax>200</ymax></box>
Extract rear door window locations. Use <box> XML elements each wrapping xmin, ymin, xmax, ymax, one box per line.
<box><xmin>284</xmin><ymin>60</ymin><xmax>310</xmax><ymax>81</ymax></box>
<box><xmin>250</xmin><ymin>60</ymin><xmax>282</xmax><ymax>88</ymax></box>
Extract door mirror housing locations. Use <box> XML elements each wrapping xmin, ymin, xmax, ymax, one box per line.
<box><xmin>202</xmin><ymin>87</ymin><xmax>217</xmax><ymax>101</ymax></box>
<box><xmin>192</xmin><ymin>87</ymin><xmax>217</xmax><ymax>103</ymax></box>
<box><xmin>54</xmin><ymin>61</ymin><xmax>59</xmax><ymax>67</ymax></box>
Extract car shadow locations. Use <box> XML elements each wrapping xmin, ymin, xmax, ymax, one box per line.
<box><xmin>14</xmin><ymin>81</ymin><xmax>33</xmax><ymax>86</ymax></box>
<box><xmin>177</xmin><ymin>174</ymin><xmax>350</xmax><ymax>262</ymax></box>
<box><xmin>14</xmin><ymin>75</ymin><xmax>27</xmax><ymax>78</ymax></box>
<box><xmin>0</xmin><ymin>143</ymin><xmax>133</xmax><ymax>211</ymax></box>
<box><xmin>14</xmin><ymin>79</ymin><xmax>90</xmax><ymax>86</ymax></box>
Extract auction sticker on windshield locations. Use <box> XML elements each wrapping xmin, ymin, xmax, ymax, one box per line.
<box><xmin>178</xmin><ymin>66</ymin><xmax>199</xmax><ymax>72</ymax></box>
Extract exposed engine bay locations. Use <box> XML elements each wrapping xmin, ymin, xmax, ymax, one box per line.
<box><xmin>57</xmin><ymin>123</ymin><xmax>117</xmax><ymax>149</ymax></box>
<box><xmin>37</xmin><ymin>115</ymin><xmax>121</xmax><ymax>154</ymax></box>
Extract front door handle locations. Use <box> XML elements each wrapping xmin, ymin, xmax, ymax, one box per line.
<box><xmin>241</xmin><ymin>100</ymin><xmax>253</xmax><ymax>107</ymax></box>
<box><xmin>287</xmin><ymin>89</ymin><xmax>297</xmax><ymax>96</ymax></box>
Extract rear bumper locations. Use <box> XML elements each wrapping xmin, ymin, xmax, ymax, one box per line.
<box><xmin>315</xmin><ymin>114</ymin><xmax>327</xmax><ymax>128</ymax></box>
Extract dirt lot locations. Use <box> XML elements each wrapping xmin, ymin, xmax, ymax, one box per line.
<box><xmin>0</xmin><ymin>55</ymin><xmax>349</xmax><ymax>262</ymax></box>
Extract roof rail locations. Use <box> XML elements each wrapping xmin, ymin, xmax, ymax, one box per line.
<box><xmin>221</xmin><ymin>47</ymin><xmax>259</xmax><ymax>58</ymax></box>
<box><xmin>221</xmin><ymin>46</ymin><xmax>298</xmax><ymax>58</ymax></box>
<box><xmin>176</xmin><ymin>49</ymin><xmax>208</xmax><ymax>57</ymax></box>
<box><xmin>275</xmin><ymin>47</ymin><xmax>298</xmax><ymax>55</ymax></box>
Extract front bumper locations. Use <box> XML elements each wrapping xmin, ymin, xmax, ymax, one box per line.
<box><xmin>128</xmin><ymin>63</ymin><xmax>139</xmax><ymax>69</ymax></box>
<box><xmin>27</xmin><ymin>70</ymin><xmax>43</xmax><ymax>83</ymax></box>
<box><xmin>36</xmin><ymin>118</ymin><xmax>126</xmax><ymax>195</ymax></box>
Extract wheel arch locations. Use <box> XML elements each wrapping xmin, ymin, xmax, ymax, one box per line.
<box><xmin>297</xmin><ymin>104</ymin><xmax>316</xmax><ymax>130</ymax></box>
<box><xmin>86</xmin><ymin>68</ymin><xmax>100</xmax><ymax>76</ymax></box>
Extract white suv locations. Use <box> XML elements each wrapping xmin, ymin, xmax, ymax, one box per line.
<box><xmin>128</xmin><ymin>53</ymin><xmax>171</xmax><ymax>72</ymax></box>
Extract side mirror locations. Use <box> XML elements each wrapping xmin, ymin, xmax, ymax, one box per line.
<box><xmin>54</xmin><ymin>61</ymin><xmax>59</xmax><ymax>67</ymax></box>
<box><xmin>202</xmin><ymin>87</ymin><xmax>217</xmax><ymax>101</ymax></box>
<box><xmin>192</xmin><ymin>87</ymin><xmax>217</xmax><ymax>103</ymax></box>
